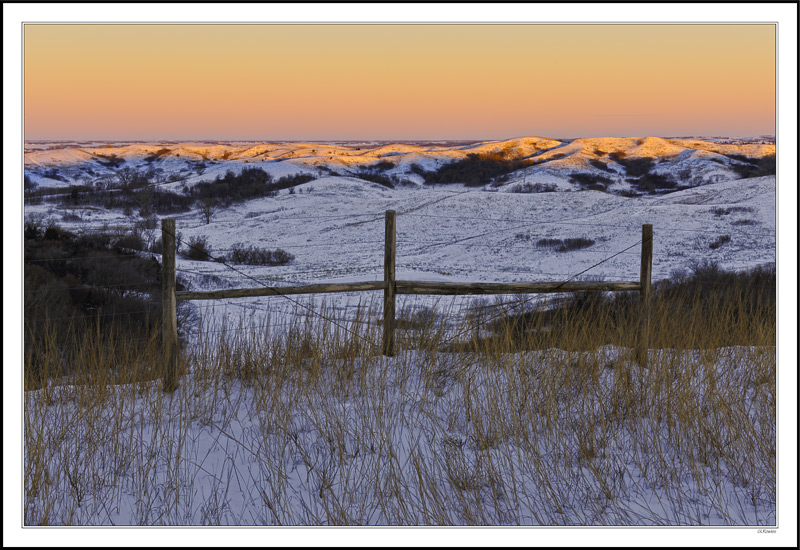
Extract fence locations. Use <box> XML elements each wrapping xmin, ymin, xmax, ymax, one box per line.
<box><xmin>160</xmin><ymin>213</ymin><xmax>653</xmax><ymax>392</ymax></box>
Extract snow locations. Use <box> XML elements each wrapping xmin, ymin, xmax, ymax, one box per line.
<box><xmin>20</xmin><ymin>137</ymin><xmax>780</xmax><ymax>530</ymax></box>
<box><xmin>23</xmin><ymin>344</ymin><xmax>776</xmax><ymax>526</ymax></box>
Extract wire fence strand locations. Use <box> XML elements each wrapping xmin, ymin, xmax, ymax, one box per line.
<box><xmin>438</xmin><ymin>236</ymin><xmax>647</xmax><ymax>347</ymax></box>
<box><xmin>162</xmin><ymin>226</ymin><xmax>381</xmax><ymax>351</ymax></box>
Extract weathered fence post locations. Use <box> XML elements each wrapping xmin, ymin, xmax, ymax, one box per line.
<box><xmin>161</xmin><ymin>218</ymin><xmax>179</xmax><ymax>392</ymax></box>
<box><xmin>383</xmin><ymin>210</ymin><xmax>396</xmax><ymax>357</ymax></box>
<box><xmin>636</xmin><ymin>224</ymin><xmax>653</xmax><ymax>367</ymax></box>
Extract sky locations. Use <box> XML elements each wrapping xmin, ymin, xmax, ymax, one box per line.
<box><xmin>23</xmin><ymin>23</ymin><xmax>776</xmax><ymax>141</ymax></box>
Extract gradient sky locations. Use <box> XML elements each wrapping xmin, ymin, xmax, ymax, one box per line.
<box><xmin>24</xmin><ymin>24</ymin><xmax>776</xmax><ymax>141</ymax></box>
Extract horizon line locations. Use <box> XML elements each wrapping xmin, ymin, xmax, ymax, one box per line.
<box><xmin>24</xmin><ymin>134</ymin><xmax>777</xmax><ymax>143</ymax></box>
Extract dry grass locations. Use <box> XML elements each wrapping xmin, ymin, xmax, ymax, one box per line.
<box><xmin>23</xmin><ymin>273</ymin><xmax>776</xmax><ymax>525</ymax></box>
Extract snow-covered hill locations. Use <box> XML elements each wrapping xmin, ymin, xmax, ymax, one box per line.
<box><xmin>24</xmin><ymin>136</ymin><xmax>775</xmax><ymax>194</ymax></box>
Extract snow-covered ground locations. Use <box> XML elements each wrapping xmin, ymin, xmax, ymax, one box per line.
<box><xmin>23</xmin><ymin>171</ymin><xmax>776</xmax><ymax>337</ymax></box>
<box><xmin>17</xmin><ymin>138</ymin><xmax>788</xmax><ymax>540</ymax></box>
<box><xmin>24</xmin><ymin>344</ymin><xmax>776</xmax><ymax>527</ymax></box>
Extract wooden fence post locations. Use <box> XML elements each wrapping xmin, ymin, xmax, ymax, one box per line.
<box><xmin>383</xmin><ymin>210</ymin><xmax>396</xmax><ymax>357</ymax></box>
<box><xmin>161</xmin><ymin>218</ymin><xmax>179</xmax><ymax>392</ymax></box>
<box><xmin>636</xmin><ymin>224</ymin><xmax>653</xmax><ymax>368</ymax></box>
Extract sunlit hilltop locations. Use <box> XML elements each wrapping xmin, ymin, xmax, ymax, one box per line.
<box><xmin>24</xmin><ymin>135</ymin><xmax>776</xmax><ymax>197</ymax></box>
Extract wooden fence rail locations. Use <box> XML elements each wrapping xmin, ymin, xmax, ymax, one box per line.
<box><xmin>176</xmin><ymin>281</ymin><xmax>385</xmax><ymax>301</ymax></box>
<box><xmin>395</xmin><ymin>280</ymin><xmax>642</xmax><ymax>295</ymax></box>
<box><xmin>161</xmin><ymin>213</ymin><xmax>653</xmax><ymax>392</ymax></box>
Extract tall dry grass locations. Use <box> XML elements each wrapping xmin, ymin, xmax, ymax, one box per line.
<box><xmin>23</xmin><ymin>265</ymin><xmax>776</xmax><ymax>525</ymax></box>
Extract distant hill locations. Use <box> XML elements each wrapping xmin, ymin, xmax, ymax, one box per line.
<box><xmin>24</xmin><ymin>136</ymin><xmax>776</xmax><ymax>197</ymax></box>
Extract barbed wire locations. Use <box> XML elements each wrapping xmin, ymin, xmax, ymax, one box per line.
<box><xmin>200</xmin><ymin>240</ymin><xmax>383</xmax><ymax>250</ymax></box>
<box><xmin>189</xmin><ymin>320</ymin><xmax>305</xmax><ymax>337</ymax></box>
<box><xmin>162</xmin><ymin>226</ymin><xmax>381</xmax><ymax>351</ymax></box>
<box><xmin>177</xmin><ymin>262</ymin><xmax>382</xmax><ymax>277</ymax></box>
<box><xmin>24</xmin><ymin>200</ymin><xmax>774</xmax><ymax>352</ymax></box>
<box><xmin>192</xmin><ymin>315</ymin><xmax>379</xmax><ymax>338</ymax></box>
<box><xmin>438</xmin><ymin>237</ymin><xmax>648</xmax><ymax>347</ymax></box>
<box><xmin>175</xmin><ymin>267</ymin><xmax>231</xmax><ymax>276</ymax></box>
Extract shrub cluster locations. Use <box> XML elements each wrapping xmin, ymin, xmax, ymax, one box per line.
<box><xmin>354</xmin><ymin>171</ymin><xmax>395</xmax><ymax>189</ymax></box>
<box><xmin>191</xmin><ymin>168</ymin><xmax>316</xmax><ymax>206</ymax></box>
<box><xmin>24</xmin><ymin>220</ymin><xmax>189</xmax><ymax>386</ymax></box>
<box><xmin>44</xmin><ymin>184</ymin><xmax>93</xmax><ymax>203</ymax></box>
<box><xmin>511</xmin><ymin>182</ymin><xmax>557</xmax><ymax>193</ymax></box>
<box><xmin>709</xmin><ymin>235</ymin><xmax>731</xmax><ymax>249</ymax></box>
<box><xmin>28</xmin><ymin>165</ymin><xmax>194</xmax><ymax>215</ymax></box>
<box><xmin>274</xmin><ymin>173</ymin><xmax>316</xmax><ymax>190</ymax></box>
<box><xmin>726</xmin><ymin>154</ymin><xmax>776</xmax><ymax>179</ymax></box>
<box><xmin>226</xmin><ymin>244</ymin><xmax>294</xmax><ymax>266</ymax></box>
<box><xmin>181</xmin><ymin>235</ymin><xmax>213</xmax><ymax>261</ymax></box>
<box><xmin>589</xmin><ymin>159</ymin><xmax>614</xmax><ymax>172</ymax></box>
<box><xmin>610</xmin><ymin>153</ymin><xmax>656</xmax><ymax>177</ymax></box>
<box><xmin>144</xmin><ymin>188</ymin><xmax>195</xmax><ymax>214</ymax></box>
<box><xmin>589</xmin><ymin>159</ymin><xmax>613</xmax><ymax>172</ymax></box>
<box><xmin>712</xmin><ymin>206</ymin><xmax>754</xmax><ymax>217</ymax></box>
<box><xmin>28</xmin><ymin>165</ymin><xmax>320</xmax><ymax>219</ymax></box>
<box><xmin>536</xmin><ymin>237</ymin><xmax>595</xmax><ymax>252</ymax></box>
<box><xmin>409</xmin><ymin>163</ymin><xmax>427</xmax><ymax>178</ymax></box>
<box><xmin>414</xmin><ymin>152</ymin><xmax>534</xmax><ymax>187</ymax></box>
<box><xmin>191</xmin><ymin>168</ymin><xmax>275</xmax><ymax>205</ymax></box>
<box><xmin>44</xmin><ymin>185</ymin><xmax>193</xmax><ymax>215</ymax></box>
<box><xmin>115</xmin><ymin>231</ymin><xmax>146</xmax><ymax>251</ymax></box>
<box><xmin>606</xmin><ymin>153</ymin><xmax>678</xmax><ymax>193</ymax></box>
<box><xmin>114</xmin><ymin>167</ymin><xmax>153</xmax><ymax>190</ymax></box>
<box><xmin>178</xmin><ymin>239</ymin><xmax>295</xmax><ymax>266</ymax></box>
<box><xmin>626</xmin><ymin>172</ymin><xmax>678</xmax><ymax>194</ymax></box>
<box><xmin>372</xmin><ymin>160</ymin><xmax>395</xmax><ymax>171</ymax></box>
<box><xmin>569</xmin><ymin>173</ymin><xmax>614</xmax><ymax>191</ymax></box>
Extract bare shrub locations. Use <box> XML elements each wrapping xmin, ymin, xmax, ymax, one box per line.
<box><xmin>225</xmin><ymin>244</ymin><xmax>294</xmax><ymax>266</ymax></box>
<box><xmin>569</xmin><ymin>173</ymin><xmax>613</xmax><ymax>191</ymax></box>
<box><xmin>589</xmin><ymin>159</ymin><xmax>613</xmax><ymax>172</ymax></box>
<box><xmin>511</xmin><ymin>182</ymin><xmax>556</xmax><ymax>193</ymax></box>
<box><xmin>712</xmin><ymin>206</ymin><xmax>754</xmax><ymax>217</ymax></box>
<box><xmin>115</xmin><ymin>231</ymin><xmax>146</xmax><ymax>251</ymax></box>
<box><xmin>182</xmin><ymin>235</ymin><xmax>213</xmax><ymax>261</ymax></box>
<box><xmin>709</xmin><ymin>235</ymin><xmax>731</xmax><ymax>250</ymax></box>
<box><xmin>536</xmin><ymin>237</ymin><xmax>595</xmax><ymax>252</ymax></box>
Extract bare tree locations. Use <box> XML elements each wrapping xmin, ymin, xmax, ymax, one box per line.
<box><xmin>200</xmin><ymin>199</ymin><xmax>214</xmax><ymax>224</ymax></box>
<box><xmin>116</xmin><ymin>167</ymin><xmax>137</xmax><ymax>188</ymax></box>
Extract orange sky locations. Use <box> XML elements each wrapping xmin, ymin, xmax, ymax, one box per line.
<box><xmin>24</xmin><ymin>24</ymin><xmax>776</xmax><ymax>140</ymax></box>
